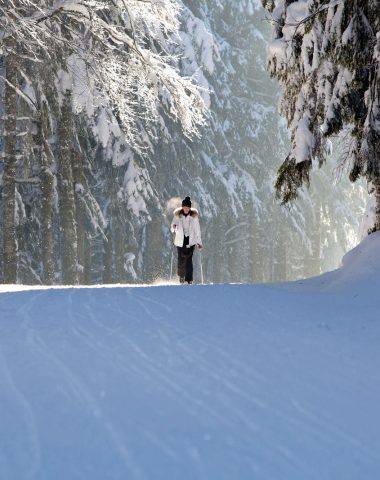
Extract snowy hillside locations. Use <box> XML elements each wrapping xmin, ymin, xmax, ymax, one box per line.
<box><xmin>1</xmin><ymin>234</ymin><xmax>380</xmax><ymax>479</ymax></box>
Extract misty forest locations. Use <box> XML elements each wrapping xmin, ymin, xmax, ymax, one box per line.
<box><xmin>2</xmin><ymin>2</ymin><xmax>380</xmax><ymax>479</ymax></box>
<box><xmin>0</xmin><ymin>0</ymin><xmax>376</xmax><ymax>286</ymax></box>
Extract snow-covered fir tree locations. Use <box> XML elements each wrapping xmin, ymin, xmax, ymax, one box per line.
<box><xmin>262</xmin><ymin>0</ymin><xmax>379</xmax><ymax>228</ymax></box>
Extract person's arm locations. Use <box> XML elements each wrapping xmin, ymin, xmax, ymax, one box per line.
<box><xmin>171</xmin><ymin>216</ymin><xmax>179</xmax><ymax>233</ymax></box>
<box><xmin>194</xmin><ymin>217</ymin><xmax>202</xmax><ymax>249</ymax></box>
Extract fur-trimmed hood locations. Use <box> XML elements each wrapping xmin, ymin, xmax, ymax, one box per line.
<box><xmin>173</xmin><ymin>207</ymin><xmax>199</xmax><ymax>218</ymax></box>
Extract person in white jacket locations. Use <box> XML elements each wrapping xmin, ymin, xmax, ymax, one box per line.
<box><xmin>171</xmin><ymin>196</ymin><xmax>202</xmax><ymax>284</ymax></box>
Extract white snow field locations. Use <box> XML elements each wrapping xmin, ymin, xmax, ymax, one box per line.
<box><xmin>1</xmin><ymin>234</ymin><xmax>380</xmax><ymax>480</ymax></box>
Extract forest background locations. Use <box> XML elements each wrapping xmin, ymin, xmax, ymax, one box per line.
<box><xmin>0</xmin><ymin>0</ymin><xmax>368</xmax><ymax>285</ymax></box>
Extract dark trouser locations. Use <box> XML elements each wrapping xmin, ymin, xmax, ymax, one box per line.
<box><xmin>177</xmin><ymin>236</ymin><xmax>195</xmax><ymax>282</ymax></box>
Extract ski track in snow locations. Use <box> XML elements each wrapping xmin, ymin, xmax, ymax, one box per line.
<box><xmin>0</xmin><ymin>278</ymin><xmax>379</xmax><ymax>480</ymax></box>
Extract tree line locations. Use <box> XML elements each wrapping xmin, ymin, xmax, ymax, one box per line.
<box><xmin>0</xmin><ymin>0</ymin><xmax>205</xmax><ymax>284</ymax></box>
<box><xmin>0</xmin><ymin>0</ymin><xmax>368</xmax><ymax>285</ymax></box>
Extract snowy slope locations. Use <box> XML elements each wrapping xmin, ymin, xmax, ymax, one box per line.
<box><xmin>1</xmin><ymin>235</ymin><xmax>380</xmax><ymax>479</ymax></box>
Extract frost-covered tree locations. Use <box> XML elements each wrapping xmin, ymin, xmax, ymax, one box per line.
<box><xmin>263</xmin><ymin>0</ymin><xmax>380</xmax><ymax>227</ymax></box>
<box><xmin>1</xmin><ymin>0</ymin><xmax>205</xmax><ymax>141</ymax></box>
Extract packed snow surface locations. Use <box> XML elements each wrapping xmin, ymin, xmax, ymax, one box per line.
<box><xmin>1</xmin><ymin>234</ymin><xmax>380</xmax><ymax>479</ymax></box>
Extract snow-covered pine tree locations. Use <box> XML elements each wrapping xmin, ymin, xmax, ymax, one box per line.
<box><xmin>263</xmin><ymin>0</ymin><xmax>380</xmax><ymax>229</ymax></box>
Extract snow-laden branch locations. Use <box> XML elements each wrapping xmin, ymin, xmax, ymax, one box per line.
<box><xmin>0</xmin><ymin>0</ymin><xmax>206</xmax><ymax>145</ymax></box>
<box><xmin>263</xmin><ymin>0</ymin><xmax>380</xmax><ymax>204</ymax></box>
<box><xmin>0</xmin><ymin>75</ymin><xmax>37</xmax><ymax>112</ymax></box>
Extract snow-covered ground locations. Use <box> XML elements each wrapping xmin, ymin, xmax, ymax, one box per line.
<box><xmin>1</xmin><ymin>234</ymin><xmax>380</xmax><ymax>480</ymax></box>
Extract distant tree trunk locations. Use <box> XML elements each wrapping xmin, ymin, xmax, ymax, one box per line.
<box><xmin>40</xmin><ymin>102</ymin><xmax>55</xmax><ymax>284</ymax></box>
<box><xmin>310</xmin><ymin>200</ymin><xmax>321</xmax><ymax>276</ymax></box>
<box><xmin>71</xmin><ymin>151</ymin><xmax>88</xmax><ymax>284</ymax></box>
<box><xmin>287</xmin><ymin>232</ymin><xmax>304</xmax><ymax>280</ymax></box>
<box><xmin>304</xmin><ymin>194</ymin><xmax>321</xmax><ymax>278</ymax></box>
<box><xmin>274</xmin><ymin>221</ymin><xmax>287</xmax><ymax>281</ymax></box>
<box><xmin>103</xmin><ymin>225</ymin><xmax>113</xmax><ymax>283</ymax></box>
<box><xmin>71</xmin><ymin>146</ymin><xmax>93</xmax><ymax>284</ymax></box>
<box><xmin>84</xmin><ymin>236</ymin><xmax>92</xmax><ymax>285</ymax></box>
<box><xmin>251</xmin><ymin>219</ymin><xmax>263</xmax><ymax>283</ymax></box>
<box><xmin>57</xmin><ymin>92</ymin><xmax>78</xmax><ymax>284</ymax></box>
<box><xmin>217</xmin><ymin>218</ymin><xmax>230</xmax><ymax>283</ymax></box>
<box><xmin>143</xmin><ymin>216</ymin><xmax>164</xmax><ymax>282</ymax></box>
<box><xmin>374</xmin><ymin>181</ymin><xmax>380</xmax><ymax>232</ymax></box>
<box><xmin>226</xmin><ymin>220</ymin><xmax>237</xmax><ymax>283</ymax></box>
<box><xmin>3</xmin><ymin>42</ymin><xmax>18</xmax><ymax>283</ymax></box>
<box><xmin>73</xmin><ymin>198</ymin><xmax>92</xmax><ymax>284</ymax></box>
<box><xmin>76</xmin><ymin>207</ymin><xmax>85</xmax><ymax>284</ymax></box>
<box><xmin>268</xmin><ymin>231</ymin><xmax>275</xmax><ymax>282</ymax></box>
<box><xmin>115</xmin><ymin>218</ymin><xmax>126</xmax><ymax>283</ymax></box>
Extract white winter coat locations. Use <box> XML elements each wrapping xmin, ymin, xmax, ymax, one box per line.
<box><xmin>171</xmin><ymin>208</ymin><xmax>202</xmax><ymax>248</ymax></box>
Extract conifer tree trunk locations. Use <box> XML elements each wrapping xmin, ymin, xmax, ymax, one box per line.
<box><xmin>57</xmin><ymin>92</ymin><xmax>78</xmax><ymax>284</ymax></box>
<box><xmin>310</xmin><ymin>200</ymin><xmax>321</xmax><ymax>276</ymax></box>
<box><xmin>71</xmin><ymin>148</ymin><xmax>93</xmax><ymax>284</ymax></box>
<box><xmin>76</xmin><ymin>206</ymin><xmax>85</xmax><ymax>284</ymax></box>
<box><xmin>71</xmin><ymin>151</ymin><xmax>87</xmax><ymax>284</ymax></box>
<box><xmin>84</xmin><ymin>236</ymin><xmax>92</xmax><ymax>285</ymax></box>
<box><xmin>115</xmin><ymin>219</ymin><xmax>126</xmax><ymax>283</ymax></box>
<box><xmin>374</xmin><ymin>181</ymin><xmax>380</xmax><ymax>232</ymax></box>
<box><xmin>225</xmin><ymin>219</ymin><xmax>239</xmax><ymax>283</ymax></box>
<box><xmin>276</xmin><ymin>223</ymin><xmax>287</xmax><ymax>281</ymax></box>
<box><xmin>303</xmin><ymin>194</ymin><xmax>321</xmax><ymax>278</ymax></box>
<box><xmin>3</xmin><ymin>42</ymin><xmax>18</xmax><ymax>283</ymax></box>
<box><xmin>103</xmin><ymin>225</ymin><xmax>113</xmax><ymax>283</ymax></box>
<box><xmin>227</xmin><ymin>241</ymin><xmax>235</xmax><ymax>284</ymax></box>
<box><xmin>144</xmin><ymin>217</ymin><xmax>164</xmax><ymax>282</ymax></box>
<box><xmin>250</xmin><ymin>221</ymin><xmax>263</xmax><ymax>283</ymax></box>
<box><xmin>40</xmin><ymin>102</ymin><xmax>55</xmax><ymax>284</ymax></box>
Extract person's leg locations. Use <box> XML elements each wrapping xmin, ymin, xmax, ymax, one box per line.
<box><xmin>177</xmin><ymin>247</ymin><xmax>186</xmax><ymax>282</ymax></box>
<box><xmin>185</xmin><ymin>246</ymin><xmax>195</xmax><ymax>283</ymax></box>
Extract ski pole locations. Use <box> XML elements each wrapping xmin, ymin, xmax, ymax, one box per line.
<box><xmin>200</xmin><ymin>250</ymin><xmax>204</xmax><ymax>285</ymax></box>
<box><xmin>170</xmin><ymin>248</ymin><xmax>174</xmax><ymax>281</ymax></box>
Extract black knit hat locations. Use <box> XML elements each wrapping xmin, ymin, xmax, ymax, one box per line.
<box><xmin>182</xmin><ymin>196</ymin><xmax>192</xmax><ymax>208</ymax></box>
